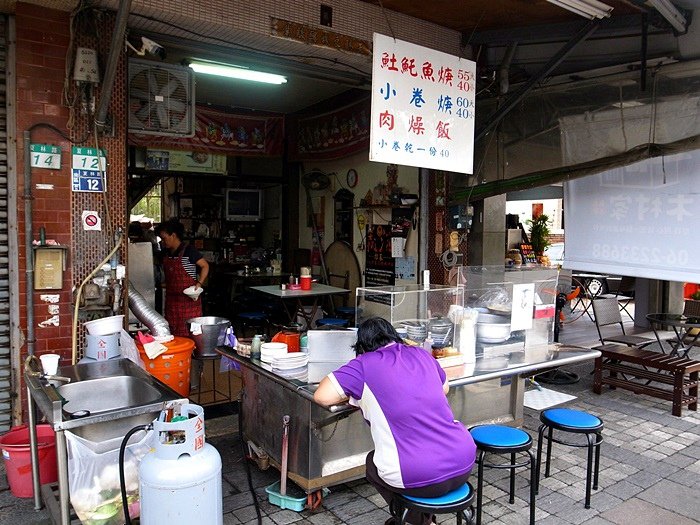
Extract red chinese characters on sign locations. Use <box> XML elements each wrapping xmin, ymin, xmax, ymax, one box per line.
<box><xmin>371</xmin><ymin>34</ymin><xmax>476</xmax><ymax>173</ymax></box>
<box><xmin>379</xmin><ymin>111</ymin><xmax>395</xmax><ymax>130</ymax></box>
<box><xmin>194</xmin><ymin>435</ymin><xmax>204</xmax><ymax>451</ymax></box>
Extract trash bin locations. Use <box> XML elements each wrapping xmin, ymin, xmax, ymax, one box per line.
<box><xmin>137</xmin><ymin>336</ymin><xmax>194</xmax><ymax>397</ymax></box>
<box><xmin>0</xmin><ymin>424</ymin><xmax>58</xmax><ymax>497</ymax></box>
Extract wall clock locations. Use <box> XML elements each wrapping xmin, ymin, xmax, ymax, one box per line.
<box><xmin>346</xmin><ymin>168</ymin><xmax>358</xmax><ymax>188</ymax></box>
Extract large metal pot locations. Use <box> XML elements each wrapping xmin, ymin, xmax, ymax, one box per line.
<box><xmin>476</xmin><ymin>313</ymin><xmax>511</xmax><ymax>343</ymax></box>
<box><xmin>186</xmin><ymin>316</ymin><xmax>231</xmax><ymax>357</ymax></box>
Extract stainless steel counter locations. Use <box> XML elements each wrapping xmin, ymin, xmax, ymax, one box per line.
<box><xmin>221</xmin><ymin>343</ymin><xmax>600</xmax><ymax>493</ymax></box>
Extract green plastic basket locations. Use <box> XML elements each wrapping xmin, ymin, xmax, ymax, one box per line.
<box><xmin>265</xmin><ymin>481</ymin><xmax>307</xmax><ymax>511</ymax></box>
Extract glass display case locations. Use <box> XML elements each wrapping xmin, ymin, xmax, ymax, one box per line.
<box><xmin>355</xmin><ymin>284</ymin><xmax>463</xmax><ymax>332</ymax></box>
<box><xmin>456</xmin><ymin>265</ymin><xmax>559</xmax><ymax>351</ymax></box>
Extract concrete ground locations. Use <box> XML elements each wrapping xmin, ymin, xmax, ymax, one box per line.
<box><xmin>2</xmin><ymin>311</ymin><xmax>699</xmax><ymax>524</ymax></box>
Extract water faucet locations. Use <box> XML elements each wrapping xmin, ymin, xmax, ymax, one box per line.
<box><xmin>42</xmin><ymin>374</ymin><xmax>71</xmax><ymax>384</ymax></box>
<box><xmin>23</xmin><ymin>355</ymin><xmax>71</xmax><ymax>383</ymax></box>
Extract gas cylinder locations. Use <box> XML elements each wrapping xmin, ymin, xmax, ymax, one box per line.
<box><xmin>139</xmin><ymin>404</ymin><xmax>222</xmax><ymax>524</ymax></box>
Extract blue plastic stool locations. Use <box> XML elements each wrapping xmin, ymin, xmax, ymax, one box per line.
<box><xmin>335</xmin><ymin>306</ymin><xmax>357</xmax><ymax>326</ymax></box>
<box><xmin>470</xmin><ymin>425</ymin><xmax>536</xmax><ymax>525</ymax></box>
<box><xmin>394</xmin><ymin>482</ymin><xmax>475</xmax><ymax>525</ymax></box>
<box><xmin>316</xmin><ymin>317</ymin><xmax>349</xmax><ymax>328</ymax></box>
<box><xmin>536</xmin><ymin>408</ymin><xmax>604</xmax><ymax>509</ymax></box>
<box><xmin>236</xmin><ymin>311</ymin><xmax>269</xmax><ymax>337</ymax></box>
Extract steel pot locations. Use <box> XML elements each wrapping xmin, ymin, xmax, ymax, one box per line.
<box><xmin>476</xmin><ymin>313</ymin><xmax>511</xmax><ymax>343</ymax></box>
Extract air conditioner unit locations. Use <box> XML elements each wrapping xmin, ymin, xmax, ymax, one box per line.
<box><xmin>128</xmin><ymin>58</ymin><xmax>195</xmax><ymax>137</ymax></box>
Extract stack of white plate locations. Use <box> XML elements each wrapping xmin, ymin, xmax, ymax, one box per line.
<box><xmin>271</xmin><ymin>352</ymin><xmax>309</xmax><ymax>381</ymax></box>
<box><xmin>260</xmin><ymin>342</ymin><xmax>288</xmax><ymax>363</ymax></box>
<box><xmin>271</xmin><ymin>352</ymin><xmax>309</xmax><ymax>370</ymax></box>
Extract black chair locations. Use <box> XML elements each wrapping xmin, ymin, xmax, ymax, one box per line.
<box><xmin>599</xmin><ymin>276</ymin><xmax>636</xmax><ymax>321</ymax></box>
<box><xmin>591</xmin><ymin>297</ymin><xmax>656</xmax><ymax>348</ymax></box>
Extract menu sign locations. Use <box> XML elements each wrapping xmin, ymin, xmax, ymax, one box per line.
<box><xmin>370</xmin><ymin>33</ymin><xmax>476</xmax><ymax>174</ymax></box>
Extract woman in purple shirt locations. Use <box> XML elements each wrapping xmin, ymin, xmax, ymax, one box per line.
<box><xmin>315</xmin><ymin>317</ymin><xmax>476</xmax><ymax>525</ymax></box>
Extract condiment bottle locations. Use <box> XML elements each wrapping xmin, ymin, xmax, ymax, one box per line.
<box><xmin>251</xmin><ymin>335</ymin><xmax>262</xmax><ymax>359</ymax></box>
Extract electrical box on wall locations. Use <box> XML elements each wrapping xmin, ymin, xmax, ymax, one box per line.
<box><xmin>33</xmin><ymin>247</ymin><xmax>68</xmax><ymax>290</ymax></box>
<box><xmin>448</xmin><ymin>204</ymin><xmax>473</xmax><ymax>230</ymax></box>
<box><xmin>74</xmin><ymin>47</ymin><xmax>100</xmax><ymax>83</ymax></box>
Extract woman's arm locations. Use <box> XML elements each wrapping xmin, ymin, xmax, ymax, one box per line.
<box><xmin>314</xmin><ymin>376</ymin><xmax>348</xmax><ymax>407</ymax></box>
<box><xmin>195</xmin><ymin>258</ymin><xmax>209</xmax><ymax>288</ymax></box>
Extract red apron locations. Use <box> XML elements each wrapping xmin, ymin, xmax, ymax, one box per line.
<box><xmin>163</xmin><ymin>244</ymin><xmax>202</xmax><ymax>337</ymax></box>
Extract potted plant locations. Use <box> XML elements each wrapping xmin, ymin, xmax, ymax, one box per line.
<box><xmin>527</xmin><ymin>214</ymin><xmax>552</xmax><ymax>257</ymax></box>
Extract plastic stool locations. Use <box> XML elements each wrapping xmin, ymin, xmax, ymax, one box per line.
<box><xmin>470</xmin><ymin>425</ymin><xmax>536</xmax><ymax>525</ymax></box>
<box><xmin>316</xmin><ymin>317</ymin><xmax>349</xmax><ymax>328</ymax></box>
<box><xmin>236</xmin><ymin>311</ymin><xmax>269</xmax><ymax>337</ymax></box>
<box><xmin>335</xmin><ymin>306</ymin><xmax>356</xmax><ymax>326</ymax></box>
<box><xmin>394</xmin><ymin>482</ymin><xmax>475</xmax><ymax>525</ymax></box>
<box><xmin>536</xmin><ymin>408</ymin><xmax>604</xmax><ymax>509</ymax></box>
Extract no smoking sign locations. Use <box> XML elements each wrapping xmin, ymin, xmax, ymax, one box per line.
<box><xmin>82</xmin><ymin>210</ymin><xmax>101</xmax><ymax>231</ymax></box>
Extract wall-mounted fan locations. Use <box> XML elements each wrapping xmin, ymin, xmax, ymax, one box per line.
<box><xmin>302</xmin><ymin>170</ymin><xmax>333</xmax><ymax>284</ymax></box>
<box><xmin>302</xmin><ymin>170</ymin><xmax>330</xmax><ymax>191</ymax></box>
<box><xmin>128</xmin><ymin>58</ymin><xmax>195</xmax><ymax>137</ymax></box>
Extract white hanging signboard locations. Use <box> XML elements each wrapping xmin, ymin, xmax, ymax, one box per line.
<box><xmin>370</xmin><ymin>33</ymin><xmax>476</xmax><ymax>174</ymax></box>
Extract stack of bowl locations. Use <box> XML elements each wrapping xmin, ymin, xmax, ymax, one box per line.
<box><xmin>428</xmin><ymin>317</ymin><xmax>452</xmax><ymax>347</ymax></box>
<box><xmin>404</xmin><ymin>322</ymin><xmax>428</xmax><ymax>342</ymax></box>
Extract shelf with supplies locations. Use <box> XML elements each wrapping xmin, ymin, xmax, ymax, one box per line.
<box><xmin>354</xmin><ymin>204</ymin><xmax>418</xmax><ymax>209</ymax></box>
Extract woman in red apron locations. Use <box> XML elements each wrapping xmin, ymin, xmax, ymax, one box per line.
<box><xmin>157</xmin><ymin>219</ymin><xmax>209</xmax><ymax>337</ymax></box>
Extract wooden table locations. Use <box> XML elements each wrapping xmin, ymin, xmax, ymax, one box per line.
<box><xmin>250</xmin><ymin>284</ymin><xmax>350</xmax><ymax>329</ymax></box>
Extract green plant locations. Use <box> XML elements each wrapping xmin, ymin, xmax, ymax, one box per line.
<box><xmin>690</xmin><ymin>291</ymin><xmax>700</xmax><ymax>301</ymax></box>
<box><xmin>527</xmin><ymin>214</ymin><xmax>552</xmax><ymax>255</ymax></box>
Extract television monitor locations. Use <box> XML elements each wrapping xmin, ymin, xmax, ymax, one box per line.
<box><xmin>225</xmin><ymin>188</ymin><xmax>262</xmax><ymax>221</ymax></box>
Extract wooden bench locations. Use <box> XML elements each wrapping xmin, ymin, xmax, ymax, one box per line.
<box><xmin>593</xmin><ymin>343</ymin><xmax>700</xmax><ymax>416</ymax></box>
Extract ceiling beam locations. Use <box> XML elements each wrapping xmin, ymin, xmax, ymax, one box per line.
<box><xmin>465</xmin><ymin>13</ymin><xmax>662</xmax><ymax>46</ymax></box>
<box><xmin>475</xmin><ymin>18</ymin><xmax>603</xmax><ymax>142</ymax></box>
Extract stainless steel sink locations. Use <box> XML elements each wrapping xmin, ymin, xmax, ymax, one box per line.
<box><xmin>26</xmin><ymin>357</ymin><xmax>184</xmax><ymax>433</ymax></box>
<box><xmin>58</xmin><ymin>375</ymin><xmax>162</xmax><ymax>417</ymax></box>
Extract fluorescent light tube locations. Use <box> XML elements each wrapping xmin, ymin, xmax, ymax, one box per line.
<box><xmin>647</xmin><ymin>0</ymin><xmax>687</xmax><ymax>33</ymax></box>
<box><xmin>188</xmin><ymin>61</ymin><xmax>287</xmax><ymax>85</ymax></box>
<box><xmin>547</xmin><ymin>0</ymin><xmax>613</xmax><ymax>19</ymax></box>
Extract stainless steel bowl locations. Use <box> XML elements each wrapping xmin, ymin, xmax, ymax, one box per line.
<box><xmin>476</xmin><ymin>313</ymin><xmax>511</xmax><ymax>343</ymax></box>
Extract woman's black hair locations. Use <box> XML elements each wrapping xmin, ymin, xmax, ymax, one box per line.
<box><xmin>354</xmin><ymin>317</ymin><xmax>403</xmax><ymax>355</ymax></box>
<box><xmin>156</xmin><ymin>218</ymin><xmax>184</xmax><ymax>240</ymax></box>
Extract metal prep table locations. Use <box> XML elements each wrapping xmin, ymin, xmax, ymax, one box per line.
<box><xmin>221</xmin><ymin>343</ymin><xmax>601</xmax><ymax>493</ymax></box>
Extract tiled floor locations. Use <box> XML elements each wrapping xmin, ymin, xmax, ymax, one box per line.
<box><xmin>2</xmin><ymin>306</ymin><xmax>699</xmax><ymax>524</ymax></box>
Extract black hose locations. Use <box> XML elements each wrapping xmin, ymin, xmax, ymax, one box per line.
<box><xmin>119</xmin><ymin>424</ymin><xmax>152</xmax><ymax>525</ymax></box>
<box><xmin>239</xmin><ymin>398</ymin><xmax>262</xmax><ymax>524</ymax></box>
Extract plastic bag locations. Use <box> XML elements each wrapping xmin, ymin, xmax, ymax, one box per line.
<box><xmin>475</xmin><ymin>288</ymin><xmax>512</xmax><ymax>313</ymax></box>
<box><xmin>66</xmin><ymin>427</ymin><xmax>153</xmax><ymax>525</ymax></box>
<box><xmin>221</xmin><ymin>327</ymin><xmax>240</xmax><ymax>371</ymax></box>
<box><xmin>120</xmin><ymin>329</ymin><xmax>145</xmax><ymax>369</ymax></box>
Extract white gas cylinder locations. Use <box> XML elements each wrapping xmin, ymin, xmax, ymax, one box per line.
<box><xmin>139</xmin><ymin>404</ymin><xmax>222</xmax><ymax>524</ymax></box>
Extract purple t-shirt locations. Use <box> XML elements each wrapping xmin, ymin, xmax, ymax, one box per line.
<box><xmin>328</xmin><ymin>342</ymin><xmax>476</xmax><ymax>489</ymax></box>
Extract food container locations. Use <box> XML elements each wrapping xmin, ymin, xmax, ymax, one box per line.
<box><xmin>186</xmin><ymin>316</ymin><xmax>231</xmax><ymax>357</ymax></box>
<box><xmin>476</xmin><ymin>313</ymin><xmax>511</xmax><ymax>343</ymax></box>
<box><xmin>84</xmin><ymin>315</ymin><xmax>125</xmax><ymax>336</ymax></box>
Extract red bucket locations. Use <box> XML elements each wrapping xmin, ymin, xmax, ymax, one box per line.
<box><xmin>0</xmin><ymin>424</ymin><xmax>58</xmax><ymax>497</ymax></box>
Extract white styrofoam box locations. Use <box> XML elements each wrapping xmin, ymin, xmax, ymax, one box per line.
<box><xmin>307</xmin><ymin>330</ymin><xmax>357</xmax><ymax>363</ymax></box>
